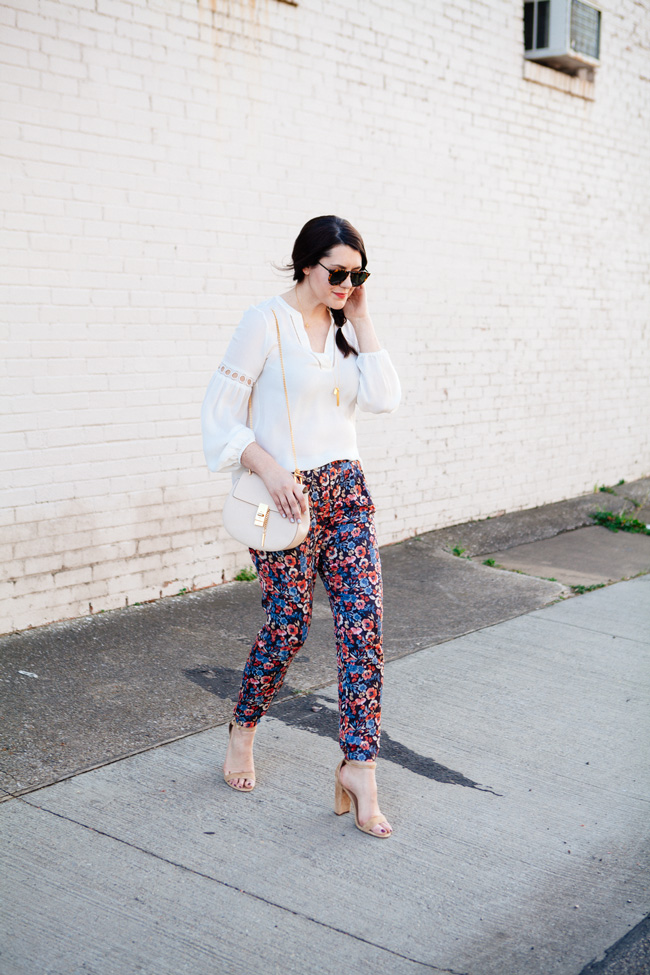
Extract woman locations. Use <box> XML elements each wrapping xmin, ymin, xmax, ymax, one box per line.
<box><xmin>201</xmin><ymin>215</ymin><xmax>400</xmax><ymax>838</ymax></box>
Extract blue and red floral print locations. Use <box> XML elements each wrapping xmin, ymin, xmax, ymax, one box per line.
<box><xmin>233</xmin><ymin>460</ymin><xmax>383</xmax><ymax>762</ymax></box>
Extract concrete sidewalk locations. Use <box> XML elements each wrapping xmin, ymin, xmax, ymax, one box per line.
<box><xmin>2</xmin><ymin>476</ymin><xmax>648</xmax><ymax>801</ymax></box>
<box><xmin>1</xmin><ymin>477</ymin><xmax>649</xmax><ymax>974</ymax></box>
<box><xmin>1</xmin><ymin>576</ymin><xmax>649</xmax><ymax>974</ymax></box>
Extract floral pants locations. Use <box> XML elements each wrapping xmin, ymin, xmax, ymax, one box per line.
<box><xmin>233</xmin><ymin>459</ymin><xmax>383</xmax><ymax>762</ymax></box>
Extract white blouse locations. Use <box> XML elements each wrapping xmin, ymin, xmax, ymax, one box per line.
<box><xmin>201</xmin><ymin>295</ymin><xmax>401</xmax><ymax>475</ymax></box>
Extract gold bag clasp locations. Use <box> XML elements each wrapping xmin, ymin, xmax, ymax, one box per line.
<box><xmin>254</xmin><ymin>503</ymin><xmax>269</xmax><ymax>528</ymax></box>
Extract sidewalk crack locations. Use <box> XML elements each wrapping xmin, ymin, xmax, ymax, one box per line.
<box><xmin>531</xmin><ymin>615</ymin><xmax>650</xmax><ymax>645</ymax></box>
<box><xmin>21</xmin><ymin>798</ymin><xmax>467</xmax><ymax>974</ymax></box>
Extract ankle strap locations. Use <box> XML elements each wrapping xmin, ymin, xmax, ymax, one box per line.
<box><xmin>344</xmin><ymin>759</ymin><xmax>376</xmax><ymax>769</ymax></box>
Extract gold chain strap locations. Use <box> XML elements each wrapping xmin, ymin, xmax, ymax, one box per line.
<box><xmin>246</xmin><ymin>310</ymin><xmax>300</xmax><ymax>480</ymax></box>
<box><xmin>272</xmin><ymin>310</ymin><xmax>300</xmax><ymax>478</ymax></box>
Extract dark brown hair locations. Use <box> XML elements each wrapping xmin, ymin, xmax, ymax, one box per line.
<box><xmin>288</xmin><ymin>215</ymin><xmax>368</xmax><ymax>358</ymax></box>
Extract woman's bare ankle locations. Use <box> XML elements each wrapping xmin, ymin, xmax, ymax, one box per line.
<box><xmin>339</xmin><ymin>760</ymin><xmax>391</xmax><ymax>832</ymax></box>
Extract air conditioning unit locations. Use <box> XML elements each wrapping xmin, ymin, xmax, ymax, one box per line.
<box><xmin>524</xmin><ymin>0</ymin><xmax>601</xmax><ymax>73</ymax></box>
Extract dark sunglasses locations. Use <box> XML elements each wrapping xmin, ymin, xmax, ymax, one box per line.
<box><xmin>318</xmin><ymin>262</ymin><xmax>371</xmax><ymax>287</ymax></box>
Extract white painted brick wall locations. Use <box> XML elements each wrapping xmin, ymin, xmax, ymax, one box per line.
<box><xmin>1</xmin><ymin>0</ymin><xmax>649</xmax><ymax>633</ymax></box>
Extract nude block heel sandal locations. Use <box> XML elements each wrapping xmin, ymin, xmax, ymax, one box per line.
<box><xmin>223</xmin><ymin>719</ymin><xmax>256</xmax><ymax>792</ymax></box>
<box><xmin>334</xmin><ymin>758</ymin><xmax>392</xmax><ymax>838</ymax></box>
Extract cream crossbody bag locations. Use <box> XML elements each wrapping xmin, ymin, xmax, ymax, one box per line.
<box><xmin>222</xmin><ymin>311</ymin><xmax>310</xmax><ymax>551</ymax></box>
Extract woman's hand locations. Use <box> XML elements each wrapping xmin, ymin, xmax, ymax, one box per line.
<box><xmin>240</xmin><ymin>442</ymin><xmax>307</xmax><ymax>522</ymax></box>
<box><xmin>343</xmin><ymin>283</ymin><xmax>370</xmax><ymax>325</ymax></box>
<box><xmin>261</xmin><ymin>465</ymin><xmax>307</xmax><ymax>523</ymax></box>
<box><xmin>343</xmin><ymin>285</ymin><xmax>381</xmax><ymax>353</ymax></box>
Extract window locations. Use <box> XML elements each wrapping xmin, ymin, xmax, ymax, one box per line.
<box><xmin>524</xmin><ymin>1</ymin><xmax>550</xmax><ymax>51</ymax></box>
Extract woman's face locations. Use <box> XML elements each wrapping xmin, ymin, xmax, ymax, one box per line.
<box><xmin>303</xmin><ymin>244</ymin><xmax>364</xmax><ymax>309</ymax></box>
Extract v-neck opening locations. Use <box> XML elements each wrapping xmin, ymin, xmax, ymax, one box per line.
<box><xmin>276</xmin><ymin>295</ymin><xmax>335</xmax><ymax>365</ymax></box>
<box><xmin>309</xmin><ymin>323</ymin><xmax>334</xmax><ymax>359</ymax></box>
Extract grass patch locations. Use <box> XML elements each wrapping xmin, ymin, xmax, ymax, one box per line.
<box><xmin>591</xmin><ymin>510</ymin><xmax>650</xmax><ymax>535</ymax></box>
<box><xmin>235</xmin><ymin>567</ymin><xmax>257</xmax><ymax>581</ymax></box>
<box><xmin>571</xmin><ymin>583</ymin><xmax>606</xmax><ymax>595</ymax></box>
<box><xmin>451</xmin><ymin>545</ymin><xmax>471</xmax><ymax>559</ymax></box>
<box><xmin>595</xmin><ymin>479</ymin><xmax>625</xmax><ymax>494</ymax></box>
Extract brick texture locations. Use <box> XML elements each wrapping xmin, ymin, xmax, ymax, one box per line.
<box><xmin>1</xmin><ymin>0</ymin><xmax>649</xmax><ymax>632</ymax></box>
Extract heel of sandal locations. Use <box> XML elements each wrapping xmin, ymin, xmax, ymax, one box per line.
<box><xmin>334</xmin><ymin>758</ymin><xmax>392</xmax><ymax>838</ymax></box>
<box><xmin>334</xmin><ymin>761</ymin><xmax>351</xmax><ymax>815</ymax></box>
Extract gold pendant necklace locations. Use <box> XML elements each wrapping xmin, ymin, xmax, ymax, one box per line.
<box><xmin>333</xmin><ymin>336</ymin><xmax>340</xmax><ymax>406</ymax></box>
<box><xmin>295</xmin><ymin>287</ymin><xmax>340</xmax><ymax>406</ymax></box>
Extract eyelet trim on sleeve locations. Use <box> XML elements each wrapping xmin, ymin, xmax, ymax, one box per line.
<box><xmin>218</xmin><ymin>362</ymin><xmax>255</xmax><ymax>387</ymax></box>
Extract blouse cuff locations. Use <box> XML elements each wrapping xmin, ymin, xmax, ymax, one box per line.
<box><xmin>236</xmin><ymin>428</ymin><xmax>256</xmax><ymax>464</ymax></box>
<box><xmin>224</xmin><ymin>427</ymin><xmax>256</xmax><ymax>472</ymax></box>
<box><xmin>356</xmin><ymin>348</ymin><xmax>401</xmax><ymax>414</ymax></box>
<box><xmin>205</xmin><ymin>425</ymin><xmax>255</xmax><ymax>473</ymax></box>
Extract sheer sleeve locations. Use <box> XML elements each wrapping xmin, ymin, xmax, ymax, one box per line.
<box><xmin>356</xmin><ymin>349</ymin><xmax>401</xmax><ymax>414</ymax></box>
<box><xmin>201</xmin><ymin>306</ymin><xmax>273</xmax><ymax>472</ymax></box>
